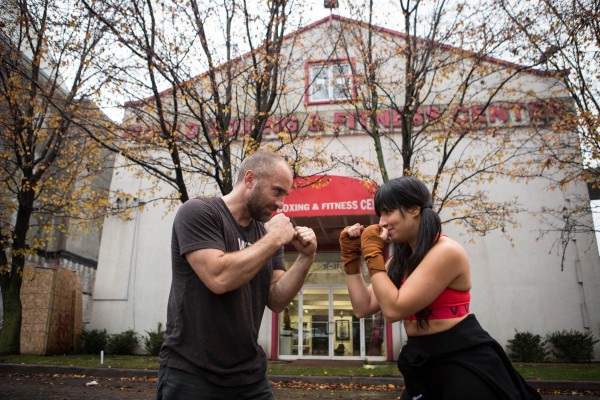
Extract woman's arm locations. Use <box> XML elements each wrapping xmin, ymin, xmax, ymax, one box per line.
<box><xmin>371</xmin><ymin>237</ymin><xmax>470</xmax><ymax>322</ymax></box>
<box><xmin>347</xmin><ymin>273</ymin><xmax>380</xmax><ymax>318</ymax></box>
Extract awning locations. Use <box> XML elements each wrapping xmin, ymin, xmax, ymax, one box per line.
<box><xmin>278</xmin><ymin>175</ymin><xmax>379</xmax><ymax>247</ymax></box>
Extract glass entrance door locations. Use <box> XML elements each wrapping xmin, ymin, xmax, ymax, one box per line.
<box><xmin>303</xmin><ymin>288</ymin><xmax>330</xmax><ymax>356</ymax></box>
<box><xmin>332</xmin><ymin>288</ymin><xmax>353</xmax><ymax>357</ymax></box>
<box><xmin>279</xmin><ymin>286</ymin><xmax>385</xmax><ymax>359</ymax></box>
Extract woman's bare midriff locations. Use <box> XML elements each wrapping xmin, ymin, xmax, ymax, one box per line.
<box><xmin>403</xmin><ymin>314</ymin><xmax>469</xmax><ymax>337</ymax></box>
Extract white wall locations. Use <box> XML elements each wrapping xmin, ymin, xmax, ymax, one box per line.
<box><xmin>90</xmin><ymin>200</ymin><xmax>175</xmax><ymax>337</ymax></box>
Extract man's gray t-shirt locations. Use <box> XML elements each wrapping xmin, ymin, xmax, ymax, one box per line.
<box><xmin>159</xmin><ymin>197</ymin><xmax>285</xmax><ymax>386</ymax></box>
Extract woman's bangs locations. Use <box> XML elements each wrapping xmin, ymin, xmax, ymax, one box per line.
<box><xmin>374</xmin><ymin>184</ymin><xmax>401</xmax><ymax>216</ymax></box>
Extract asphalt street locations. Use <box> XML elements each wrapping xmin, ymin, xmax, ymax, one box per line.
<box><xmin>1</xmin><ymin>369</ymin><xmax>600</xmax><ymax>400</ymax></box>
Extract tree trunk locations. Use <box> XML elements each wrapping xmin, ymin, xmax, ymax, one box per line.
<box><xmin>0</xmin><ymin>186</ymin><xmax>34</xmax><ymax>355</ymax></box>
<box><xmin>0</xmin><ymin>278</ymin><xmax>23</xmax><ymax>355</ymax></box>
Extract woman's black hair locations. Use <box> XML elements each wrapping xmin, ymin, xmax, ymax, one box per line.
<box><xmin>373</xmin><ymin>176</ymin><xmax>442</xmax><ymax>329</ymax></box>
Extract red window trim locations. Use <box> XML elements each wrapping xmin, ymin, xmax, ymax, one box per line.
<box><xmin>304</xmin><ymin>58</ymin><xmax>356</xmax><ymax>106</ymax></box>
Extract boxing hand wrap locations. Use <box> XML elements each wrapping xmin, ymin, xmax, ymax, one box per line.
<box><xmin>339</xmin><ymin>226</ymin><xmax>362</xmax><ymax>275</ymax></box>
<box><xmin>360</xmin><ymin>225</ymin><xmax>386</xmax><ymax>274</ymax></box>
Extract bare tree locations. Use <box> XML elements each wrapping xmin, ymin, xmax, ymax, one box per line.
<box><xmin>494</xmin><ymin>0</ymin><xmax>599</xmax><ymax>261</ymax></box>
<box><xmin>319</xmin><ymin>0</ymin><xmax>577</xmax><ymax>246</ymax></box>
<box><xmin>80</xmin><ymin>0</ymin><xmax>332</xmax><ymax>205</ymax></box>
<box><xmin>0</xmin><ymin>0</ymin><xmax>113</xmax><ymax>354</ymax></box>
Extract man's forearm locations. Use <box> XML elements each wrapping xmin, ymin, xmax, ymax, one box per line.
<box><xmin>268</xmin><ymin>253</ymin><xmax>315</xmax><ymax>312</ymax></box>
<box><xmin>191</xmin><ymin>231</ymin><xmax>285</xmax><ymax>294</ymax></box>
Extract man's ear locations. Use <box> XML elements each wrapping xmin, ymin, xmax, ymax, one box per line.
<box><xmin>243</xmin><ymin>170</ymin><xmax>257</xmax><ymax>189</ymax></box>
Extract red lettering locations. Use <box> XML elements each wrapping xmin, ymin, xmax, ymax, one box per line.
<box><xmin>413</xmin><ymin>108</ymin><xmax>424</xmax><ymax>126</ymax></box>
<box><xmin>207</xmin><ymin>121</ymin><xmax>218</xmax><ymax>137</ymax></box>
<box><xmin>358</xmin><ymin>110</ymin><xmax>369</xmax><ymax>127</ymax></box>
<box><xmin>262</xmin><ymin>118</ymin><xmax>272</xmax><ymax>135</ymax></box>
<box><xmin>123</xmin><ymin>124</ymin><xmax>142</xmax><ymax>139</ymax></box>
<box><xmin>426</xmin><ymin>105</ymin><xmax>441</xmax><ymax>122</ymax></box>
<box><xmin>242</xmin><ymin>119</ymin><xmax>253</xmax><ymax>134</ymax></box>
<box><xmin>185</xmin><ymin>123</ymin><xmax>199</xmax><ymax>139</ymax></box>
<box><xmin>376</xmin><ymin>110</ymin><xmax>390</xmax><ymax>128</ymax></box>
<box><xmin>453</xmin><ymin>106</ymin><xmax>469</xmax><ymax>124</ymax></box>
<box><xmin>284</xmin><ymin>115</ymin><xmax>299</xmax><ymax>133</ymax></box>
<box><xmin>489</xmin><ymin>104</ymin><xmax>507</xmax><ymax>123</ymax></box>
<box><xmin>471</xmin><ymin>105</ymin><xmax>487</xmax><ymax>124</ymax></box>
<box><xmin>347</xmin><ymin>111</ymin><xmax>368</xmax><ymax>129</ymax></box>
<box><xmin>348</xmin><ymin>112</ymin><xmax>356</xmax><ymax>129</ymax></box>
<box><xmin>547</xmin><ymin>101</ymin><xmax>563</xmax><ymax>120</ymax></box>
<box><xmin>511</xmin><ymin>103</ymin><xmax>523</xmax><ymax>122</ymax></box>
<box><xmin>266</xmin><ymin>117</ymin><xmax>278</xmax><ymax>134</ymax></box>
<box><xmin>308</xmin><ymin>113</ymin><xmax>325</xmax><ymax>132</ymax></box>
<box><xmin>228</xmin><ymin>120</ymin><xmax>240</xmax><ymax>136</ymax></box>
<box><xmin>141</xmin><ymin>125</ymin><xmax>154</xmax><ymax>140</ymax></box>
<box><xmin>528</xmin><ymin>102</ymin><xmax>546</xmax><ymax>121</ymax></box>
<box><xmin>391</xmin><ymin>109</ymin><xmax>402</xmax><ymax>128</ymax></box>
<box><xmin>127</xmin><ymin>101</ymin><xmax>566</xmax><ymax>142</ymax></box>
<box><xmin>333</xmin><ymin>112</ymin><xmax>348</xmax><ymax>131</ymax></box>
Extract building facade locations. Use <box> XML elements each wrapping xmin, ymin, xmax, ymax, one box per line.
<box><xmin>90</xmin><ymin>15</ymin><xmax>600</xmax><ymax>361</ymax></box>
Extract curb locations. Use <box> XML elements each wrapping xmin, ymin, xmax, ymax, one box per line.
<box><xmin>1</xmin><ymin>363</ymin><xmax>599</xmax><ymax>392</ymax></box>
<box><xmin>270</xmin><ymin>374</ymin><xmax>402</xmax><ymax>386</ymax></box>
<box><xmin>0</xmin><ymin>363</ymin><xmax>156</xmax><ymax>378</ymax></box>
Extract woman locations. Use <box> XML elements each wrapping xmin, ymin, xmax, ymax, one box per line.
<box><xmin>340</xmin><ymin>176</ymin><xmax>540</xmax><ymax>400</ymax></box>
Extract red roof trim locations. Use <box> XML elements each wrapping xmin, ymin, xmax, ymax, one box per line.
<box><xmin>124</xmin><ymin>14</ymin><xmax>568</xmax><ymax>108</ymax></box>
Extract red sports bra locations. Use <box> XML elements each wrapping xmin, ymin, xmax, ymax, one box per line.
<box><xmin>402</xmin><ymin>282</ymin><xmax>470</xmax><ymax>321</ymax></box>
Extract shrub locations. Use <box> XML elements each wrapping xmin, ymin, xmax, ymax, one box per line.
<box><xmin>546</xmin><ymin>329</ymin><xmax>599</xmax><ymax>362</ymax></box>
<box><xmin>80</xmin><ymin>328</ymin><xmax>109</xmax><ymax>354</ymax></box>
<box><xmin>506</xmin><ymin>330</ymin><xmax>548</xmax><ymax>362</ymax></box>
<box><xmin>144</xmin><ymin>323</ymin><xmax>165</xmax><ymax>356</ymax></box>
<box><xmin>106</xmin><ymin>329</ymin><xmax>139</xmax><ymax>355</ymax></box>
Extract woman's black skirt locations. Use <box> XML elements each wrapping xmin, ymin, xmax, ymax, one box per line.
<box><xmin>397</xmin><ymin>314</ymin><xmax>541</xmax><ymax>400</ymax></box>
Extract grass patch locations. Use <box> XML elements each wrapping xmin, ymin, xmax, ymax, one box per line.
<box><xmin>514</xmin><ymin>362</ymin><xmax>600</xmax><ymax>381</ymax></box>
<box><xmin>267</xmin><ymin>363</ymin><xmax>399</xmax><ymax>377</ymax></box>
<box><xmin>1</xmin><ymin>355</ymin><xmax>599</xmax><ymax>381</ymax></box>
<box><xmin>0</xmin><ymin>354</ymin><xmax>160</xmax><ymax>370</ymax></box>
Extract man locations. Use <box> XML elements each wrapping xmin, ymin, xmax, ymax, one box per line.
<box><xmin>157</xmin><ymin>150</ymin><xmax>317</xmax><ymax>400</ymax></box>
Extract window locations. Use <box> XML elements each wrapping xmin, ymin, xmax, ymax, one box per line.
<box><xmin>307</xmin><ymin>62</ymin><xmax>352</xmax><ymax>103</ymax></box>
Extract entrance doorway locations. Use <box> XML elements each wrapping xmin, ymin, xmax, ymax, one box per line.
<box><xmin>278</xmin><ymin>286</ymin><xmax>386</xmax><ymax>360</ymax></box>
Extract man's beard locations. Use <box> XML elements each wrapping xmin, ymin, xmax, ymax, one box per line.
<box><xmin>247</xmin><ymin>185</ymin><xmax>272</xmax><ymax>222</ymax></box>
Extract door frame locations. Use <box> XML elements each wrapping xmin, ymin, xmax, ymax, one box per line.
<box><xmin>275</xmin><ymin>285</ymin><xmax>387</xmax><ymax>361</ymax></box>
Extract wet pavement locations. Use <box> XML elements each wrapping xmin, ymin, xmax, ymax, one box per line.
<box><xmin>1</xmin><ymin>364</ymin><xmax>599</xmax><ymax>399</ymax></box>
